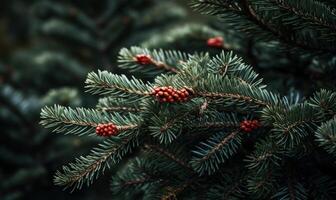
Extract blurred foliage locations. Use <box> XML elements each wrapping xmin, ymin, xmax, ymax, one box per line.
<box><xmin>0</xmin><ymin>0</ymin><xmax>188</xmax><ymax>199</ymax></box>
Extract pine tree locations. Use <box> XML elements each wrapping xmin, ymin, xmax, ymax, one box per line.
<box><xmin>40</xmin><ymin>0</ymin><xmax>336</xmax><ymax>199</ymax></box>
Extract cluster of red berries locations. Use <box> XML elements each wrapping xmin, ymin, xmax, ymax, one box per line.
<box><xmin>152</xmin><ymin>86</ymin><xmax>191</xmax><ymax>103</ymax></box>
<box><xmin>95</xmin><ymin>123</ymin><xmax>118</xmax><ymax>137</ymax></box>
<box><xmin>135</xmin><ymin>54</ymin><xmax>153</xmax><ymax>65</ymax></box>
<box><xmin>240</xmin><ymin>119</ymin><xmax>261</xmax><ymax>133</ymax></box>
<box><xmin>207</xmin><ymin>36</ymin><xmax>224</xmax><ymax>48</ymax></box>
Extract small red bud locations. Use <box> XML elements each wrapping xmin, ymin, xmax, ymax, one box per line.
<box><xmin>135</xmin><ymin>54</ymin><xmax>152</xmax><ymax>65</ymax></box>
<box><xmin>207</xmin><ymin>36</ymin><xmax>224</xmax><ymax>48</ymax></box>
<box><xmin>96</xmin><ymin>123</ymin><xmax>119</xmax><ymax>137</ymax></box>
<box><xmin>240</xmin><ymin>119</ymin><xmax>261</xmax><ymax>133</ymax></box>
<box><xmin>151</xmin><ymin>86</ymin><xmax>191</xmax><ymax>103</ymax></box>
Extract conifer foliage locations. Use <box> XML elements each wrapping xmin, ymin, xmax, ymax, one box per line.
<box><xmin>1</xmin><ymin>0</ymin><xmax>187</xmax><ymax>199</ymax></box>
<box><xmin>41</xmin><ymin>48</ymin><xmax>336</xmax><ymax>199</ymax></box>
<box><xmin>40</xmin><ymin>0</ymin><xmax>336</xmax><ymax>199</ymax></box>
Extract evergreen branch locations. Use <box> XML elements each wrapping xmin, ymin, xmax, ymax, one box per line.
<box><xmin>271</xmin><ymin>0</ymin><xmax>336</xmax><ymax>30</ymax></box>
<box><xmin>193</xmin><ymin>75</ymin><xmax>280</xmax><ymax>108</ymax></box>
<box><xmin>190</xmin><ymin>0</ymin><xmax>242</xmax><ymax>15</ymax></box>
<box><xmin>192</xmin><ymin>121</ymin><xmax>239</xmax><ymax>129</ymax></box>
<box><xmin>200</xmin><ymin>130</ymin><xmax>240</xmax><ymax>160</ymax></box>
<box><xmin>85</xmin><ymin>70</ymin><xmax>152</xmax><ymax>97</ymax></box>
<box><xmin>40</xmin><ymin>105</ymin><xmax>101</xmax><ymax>136</ymax></box>
<box><xmin>40</xmin><ymin>105</ymin><xmax>140</xmax><ymax>136</ymax></box>
<box><xmin>315</xmin><ymin>117</ymin><xmax>336</xmax><ymax>155</ymax></box>
<box><xmin>192</xmin><ymin>0</ymin><xmax>334</xmax><ymax>51</ymax></box>
<box><xmin>247</xmin><ymin>170</ymin><xmax>277</xmax><ymax>198</ymax></box>
<box><xmin>111</xmin><ymin>157</ymin><xmax>165</xmax><ymax>196</ymax></box>
<box><xmin>190</xmin><ymin>130</ymin><xmax>241</xmax><ymax>175</ymax></box>
<box><xmin>309</xmin><ymin>89</ymin><xmax>336</xmax><ymax>119</ymax></box>
<box><xmin>309</xmin><ymin>174</ymin><xmax>336</xmax><ymax>199</ymax></box>
<box><xmin>142</xmin><ymin>23</ymin><xmax>227</xmax><ymax>49</ymax></box>
<box><xmin>96</xmin><ymin>97</ymin><xmax>142</xmax><ymax>113</ymax></box>
<box><xmin>118</xmin><ymin>47</ymin><xmax>189</xmax><ymax>76</ymax></box>
<box><xmin>271</xmin><ymin>103</ymin><xmax>319</xmax><ymax>148</ymax></box>
<box><xmin>119</xmin><ymin>177</ymin><xmax>151</xmax><ymax>188</ymax></box>
<box><xmin>148</xmin><ymin>114</ymin><xmax>184</xmax><ymax>144</ymax></box>
<box><xmin>161</xmin><ymin>177</ymin><xmax>197</xmax><ymax>200</ymax></box>
<box><xmin>177</xmin><ymin>56</ymin><xmax>280</xmax><ymax>107</ymax></box>
<box><xmin>208</xmin><ymin>51</ymin><xmax>265</xmax><ymax>88</ymax></box>
<box><xmin>197</xmin><ymin>91</ymin><xmax>269</xmax><ymax>106</ymax></box>
<box><xmin>99</xmin><ymin>106</ymin><xmax>140</xmax><ymax>113</ymax></box>
<box><xmin>207</xmin><ymin>171</ymin><xmax>246</xmax><ymax>199</ymax></box>
<box><xmin>242</xmin><ymin>0</ymin><xmax>319</xmax><ymax>51</ymax></box>
<box><xmin>272</xmin><ymin>180</ymin><xmax>307</xmax><ymax>200</ymax></box>
<box><xmin>144</xmin><ymin>144</ymin><xmax>193</xmax><ymax>172</ymax></box>
<box><xmin>189</xmin><ymin>112</ymin><xmax>240</xmax><ymax>130</ymax></box>
<box><xmin>245</xmin><ymin>138</ymin><xmax>282</xmax><ymax>175</ymax></box>
<box><xmin>54</xmin><ymin>133</ymin><xmax>139</xmax><ymax>190</ymax></box>
<box><xmin>147</xmin><ymin>99</ymin><xmax>212</xmax><ymax>143</ymax></box>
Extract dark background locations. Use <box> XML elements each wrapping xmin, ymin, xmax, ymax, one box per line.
<box><xmin>0</xmin><ymin>0</ymin><xmax>201</xmax><ymax>199</ymax></box>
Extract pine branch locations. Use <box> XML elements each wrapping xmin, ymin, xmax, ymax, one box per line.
<box><xmin>189</xmin><ymin>112</ymin><xmax>240</xmax><ymax>130</ymax></box>
<box><xmin>111</xmin><ymin>158</ymin><xmax>163</xmax><ymax>195</ymax></box>
<box><xmin>190</xmin><ymin>0</ymin><xmax>242</xmax><ymax>15</ymax></box>
<box><xmin>144</xmin><ymin>144</ymin><xmax>193</xmax><ymax>172</ymax></box>
<box><xmin>272</xmin><ymin>180</ymin><xmax>307</xmax><ymax>200</ymax></box>
<box><xmin>174</xmin><ymin>53</ymin><xmax>280</xmax><ymax>108</ymax></box>
<box><xmin>242</xmin><ymin>0</ymin><xmax>320</xmax><ymax>51</ymax></box>
<box><xmin>194</xmin><ymin>75</ymin><xmax>278</xmax><ymax>107</ymax></box>
<box><xmin>315</xmin><ymin>117</ymin><xmax>336</xmax><ymax>155</ymax></box>
<box><xmin>148</xmin><ymin>113</ymin><xmax>184</xmax><ymax>144</ymax></box>
<box><xmin>208</xmin><ymin>51</ymin><xmax>265</xmax><ymax>88</ymax></box>
<box><xmin>161</xmin><ymin>177</ymin><xmax>197</xmax><ymax>200</ymax></box>
<box><xmin>271</xmin><ymin>103</ymin><xmax>319</xmax><ymax>148</ymax></box>
<box><xmin>141</xmin><ymin>23</ymin><xmax>228</xmax><ymax>49</ymax></box>
<box><xmin>118</xmin><ymin>47</ymin><xmax>188</xmax><ymax>76</ymax></box>
<box><xmin>85</xmin><ymin>70</ymin><xmax>153</xmax><ymax>97</ymax></box>
<box><xmin>96</xmin><ymin>97</ymin><xmax>142</xmax><ymax>113</ymax></box>
<box><xmin>54</xmin><ymin>133</ymin><xmax>139</xmax><ymax>190</ymax></box>
<box><xmin>190</xmin><ymin>130</ymin><xmax>241</xmax><ymax>175</ymax></box>
<box><xmin>309</xmin><ymin>89</ymin><xmax>336</xmax><ymax>119</ymax></box>
<box><xmin>207</xmin><ymin>170</ymin><xmax>246</xmax><ymax>199</ymax></box>
<box><xmin>245</xmin><ymin>137</ymin><xmax>282</xmax><ymax>175</ymax></box>
<box><xmin>191</xmin><ymin>0</ymin><xmax>336</xmax><ymax>52</ymax></box>
<box><xmin>40</xmin><ymin>105</ymin><xmax>101</xmax><ymax>136</ymax></box>
<box><xmin>40</xmin><ymin>105</ymin><xmax>140</xmax><ymax>136</ymax></box>
<box><xmin>247</xmin><ymin>170</ymin><xmax>277</xmax><ymax>198</ymax></box>
<box><xmin>271</xmin><ymin>0</ymin><xmax>336</xmax><ymax>30</ymax></box>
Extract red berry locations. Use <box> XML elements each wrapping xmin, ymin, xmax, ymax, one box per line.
<box><xmin>240</xmin><ymin>119</ymin><xmax>261</xmax><ymax>133</ymax></box>
<box><xmin>96</xmin><ymin>123</ymin><xmax>119</xmax><ymax>137</ymax></box>
<box><xmin>135</xmin><ymin>54</ymin><xmax>152</xmax><ymax>65</ymax></box>
<box><xmin>152</xmin><ymin>86</ymin><xmax>192</xmax><ymax>103</ymax></box>
<box><xmin>207</xmin><ymin>36</ymin><xmax>224</xmax><ymax>48</ymax></box>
